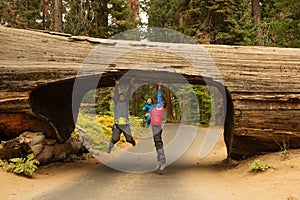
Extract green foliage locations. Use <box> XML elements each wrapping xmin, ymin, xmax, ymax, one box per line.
<box><xmin>228</xmin><ymin>0</ymin><xmax>257</xmax><ymax>46</ymax></box>
<box><xmin>96</xmin><ymin>114</ymin><xmax>115</xmax><ymax>136</ymax></box>
<box><xmin>144</xmin><ymin>0</ymin><xmax>248</xmax><ymax>45</ymax></box>
<box><xmin>71</xmin><ymin>152</ymin><xmax>93</xmax><ymax>161</ymax></box>
<box><xmin>249</xmin><ymin>159</ymin><xmax>271</xmax><ymax>173</ymax></box>
<box><xmin>145</xmin><ymin>0</ymin><xmax>181</xmax><ymax>28</ymax></box>
<box><xmin>0</xmin><ymin>0</ymin><xmax>51</xmax><ymax>29</ymax></box>
<box><xmin>63</xmin><ymin>0</ymin><xmax>137</xmax><ymax>38</ymax></box>
<box><xmin>193</xmin><ymin>85</ymin><xmax>212</xmax><ymax>125</ymax></box>
<box><xmin>1</xmin><ymin>0</ymin><xmax>300</xmax><ymax>47</ymax></box>
<box><xmin>71</xmin><ymin>129</ymin><xmax>80</xmax><ymax>140</ymax></box>
<box><xmin>95</xmin><ymin>88</ymin><xmax>113</xmax><ymax>114</ymax></box>
<box><xmin>176</xmin><ymin>85</ymin><xmax>198</xmax><ymax>124</ymax></box>
<box><xmin>183</xmin><ymin>0</ymin><xmax>238</xmax><ymax>44</ymax></box>
<box><xmin>267</xmin><ymin>0</ymin><xmax>300</xmax><ymax>47</ymax></box>
<box><xmin>143</xmin><ymin>0</ymin><xmax>300</xmax><ymax>47</ymax></box>
<box><xmin>128</xmin><ymin>115</ymin><xmax>144</xmax><ymax>136</ymax></box>
<box><xmin>76</xmin><ymin>112</ymin><xmax>110</xmax><ymax>151</ymax></box>
<box><xmin>0</xmin><ymin>154</ymin><xmax>40</xmax><ymax>177</ymax></box>
<box><xmin>80</xmin><ymin>152</ymin><xmax>93</xmax><ymax>160</ymax></box>
<box><xmin>77</xmin><ymin>108</ymin><xmax>143</xmax><ymax>152</ymax></box>
<box><xmin>175</xmin><ymin>85</ymin><xmax>212</xmax><ymax>125</ymax></box>
<box><xmin>0</xmin><ymin>0</ymin><xmax>137</xmax><ymax>37</ymax></box>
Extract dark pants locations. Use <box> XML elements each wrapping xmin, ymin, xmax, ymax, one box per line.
<box><xmin>152</xmin><ymin>125</ymin><xmax>166</xmax><ymax>163</ymax></box>
<box><xmin>145</xmin><ymin>115</ymin><xmax>151</xmax><ymax>128</ymax></box>
<box><xmin>111</xmin><ymin>124</ymin><xmax>135</xmax><ymax>145</ymax></box>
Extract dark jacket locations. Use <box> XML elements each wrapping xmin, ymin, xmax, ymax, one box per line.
<box><xmin>114</xmin><ymin>83</ymin><xmax>133</xmax><ymax>123</ymax></box>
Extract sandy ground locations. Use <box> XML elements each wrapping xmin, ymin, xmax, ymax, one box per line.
<box><xmin>1</xmin><ymin>126</ymin><xmax>300</xmax><ymax>200</ymax></box>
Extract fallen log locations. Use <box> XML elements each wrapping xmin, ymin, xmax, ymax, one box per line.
<box><xmin>1</xmin><ymin>26</ymin><xmax>300</xmax><ymax>160</ymax></box>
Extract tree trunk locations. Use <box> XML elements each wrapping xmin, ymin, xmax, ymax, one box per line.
<box><xmin>252</xmin><ymin>0</ymin><xmax>264</xmax><ymax>46</ymax></box>
<box><xmin>165</xmin><ymin>85</ymin><xmax>174</xmax><ymax>121</ymax></box>
<box><xmin>129</xmin><ymin>0</ymin><xmax>139</xmax><ymax>23</ymax></box>
<box><xmin>179</xmin><ymin>12</ymin><xmax>184</xmax><ymax>43</ymax></box>
<box><xmin>54</xmin><ymin>0</ymin><xmax>63</xmax><ymax>32</ymax></box>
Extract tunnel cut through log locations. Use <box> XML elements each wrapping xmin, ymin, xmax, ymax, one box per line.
<box><xmin>28</xmin><ymin>70</ymin><xmax>233</xmax><ymax>158</ymax></box>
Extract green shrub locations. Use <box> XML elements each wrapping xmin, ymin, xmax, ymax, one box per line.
<box><xmin>0</xmin><ymin>154</ymin><xmax>40</xmax><ymax>177</ymax></box>
<box><xmin>77</xmin><ymin>112</ymin><xmax>144</xmax><ymax>151</ymax></box>
<box><xmin>77</xmin><ymin>113</ymin><xmax>111</xmax><ymax>151</ymax></box>
<box><xmin>249</xmin><ymin>159</ymin><xmax>271</xmax><ymax>173</ymax></box>
<box><xmin>71</xmin><ymin>130</ymin><xmax>80</xmax><ymax>139</ymax></box>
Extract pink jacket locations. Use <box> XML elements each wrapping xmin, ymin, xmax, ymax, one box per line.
<box><xmin>150</xmin><ymin>105</ymin><xmax>164</xmax><ymax>127</ymax></box>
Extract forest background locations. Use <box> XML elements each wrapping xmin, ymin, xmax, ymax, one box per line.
<box><xmin>1</xmin><ymin>0</ymin><xmax>299</xmax><ymax>47</ymax></box>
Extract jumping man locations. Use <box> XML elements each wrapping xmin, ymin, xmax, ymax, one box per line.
<box><xmin>107</xmin><ymin>78</ymin><xmax>136</xmax><ymax>153</ymax></box>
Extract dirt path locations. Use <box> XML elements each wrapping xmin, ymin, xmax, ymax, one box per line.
<box><xmin>1</xmin><ymin>125</ymin><xmax>300</xmax><ymax>200</ymax></box>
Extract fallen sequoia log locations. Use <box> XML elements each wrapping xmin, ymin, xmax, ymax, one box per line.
<box><xmin>0</xmin><ymin>26</ymin><xmax>300</xmax><ymax>161</ymax></box>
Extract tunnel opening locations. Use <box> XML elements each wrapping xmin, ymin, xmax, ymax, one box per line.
<box><xmin>29</xmin><ymin>78</ymin><xmax>77</xmax><ymax>142</ymax></box>
<box><xmin>74</xmin><ymin>70</ymin><xmax>234</xmax><ymax>162</ymax></box>
<box><xmin>29</xmin><ymin>69</ymin><xmax>234</xmax><ymax>160</ymax></box>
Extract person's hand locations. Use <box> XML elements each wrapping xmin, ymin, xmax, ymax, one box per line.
<box><xmin>145</xmin><ymin>113</ymin><xmax>150</xmax><ymax>117</ymax></box>
<box><xmin>158</xmin><ymin>81</ymin><xmax>162</xmax><ymax>88</ymax></box>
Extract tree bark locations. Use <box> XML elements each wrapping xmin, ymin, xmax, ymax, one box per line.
<box><xmin>129</xmin><ymin>0</ymin><xmax>139</xmax><ymax>23</ymax></box>
<box><xmin>252</xmin><ymin>0</ymin><xmax>264</xmax><ymax>46</ymax></box>
<box><xmin>165</xmin><ymin>85</ymin><xmax>174</xmax><ymax>121</ymax></box>
<box><xmin>179</xmin><ymin>12</ymin><xmax>184</xmax><ymax>43</ymax></box>
<box><xmin>54</xmin><ymin>0</ymin><xmax>63</xmax><ymax>32</ymax></box>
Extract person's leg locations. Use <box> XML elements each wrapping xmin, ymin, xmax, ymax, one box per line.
<box><xmin>152</xmin><ymin>125</ymin><xmax>166</xmax><ymax>170</ymax></box>
<box><xmin>107</xmin><ymin>124</ymin><xmax>121</xmax><ymax>153</ymax></box>
<box><xmin>119</xmin><ymin>124</ymin><xmax>136</xmax><ymax>146</ymax></box>
<box><xmin>146</xmin><ymin>115</ymin><xmax>151</xmax><ymax>128</ymax></box>
<box><xmin>107</xmin><ymin>141</ymin><xmax>114</xmax><ymax>153</ymax></box>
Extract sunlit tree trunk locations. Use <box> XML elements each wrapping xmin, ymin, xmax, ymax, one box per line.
<box><xmin>129</xmin><ymin>0</ymin><xmax>139</xmax><ymax>24</ymax></box>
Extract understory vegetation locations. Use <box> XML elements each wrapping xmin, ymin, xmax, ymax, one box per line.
<box><xmin>249</xmin><ymin>159</ymin><xmax>271</xmax><ymax>173</ymax></box>
<box><xmin>0</xmin><ymin>154</ymin><xmax>39</xmax><ymax>177</ymax></box>
<box><xmin>76</xmin><ymin>111</ymin><xmax>144</xmax><ymax>151</ymax></box>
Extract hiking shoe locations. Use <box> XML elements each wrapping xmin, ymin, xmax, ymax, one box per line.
<box><xmin>155</xmin><ymin>162</ymin><xmax>161</xmax><ymax>171</ymax></box>
<box><xmin>131</xmin><ymin>140</ymin><xmax>136</xmax><ymax>146</ymax></box>
<box><xmin>159</xmin><ymin>163</ymin><xmax>166</xmax><ymax>171</ymax></box>
<box><xmin>107</xmin><ymin>142</ymin><xmax>114</xmax><ymax>153</ymax></box>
